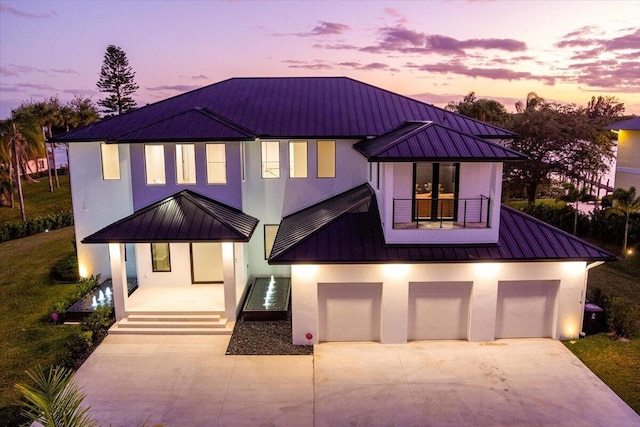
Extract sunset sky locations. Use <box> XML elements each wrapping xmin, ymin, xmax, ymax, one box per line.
<box><xmin>1</xmin><ymin>0</ymin><xmax>639</xmax><ymax>119</ymax></box>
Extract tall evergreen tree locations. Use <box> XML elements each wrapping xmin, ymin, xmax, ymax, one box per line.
<box><xmin>96</xmin><ymin>45</ymin><xmax>139</xmax><ymax>115</ymax></box>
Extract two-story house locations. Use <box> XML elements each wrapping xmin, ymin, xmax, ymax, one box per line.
<box><xmin>52</xmin><ymin>77</ymin><xmax>614</xmax><ymax>343</ymax></box>
<box><xmin>606</xmin><ymin>117</ymin><xmax>640</xmax><ymax>190</ymax></box>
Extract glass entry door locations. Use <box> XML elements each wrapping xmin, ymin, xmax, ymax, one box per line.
<box><xmin>413</xmin><ymin>163</ymin><xmax>459</xmax><ymax>220</ymax></box>
<box><xmin>190</xmin><ymin>242</ymin><xmax>223</xmax><ymax>283</ymax></box>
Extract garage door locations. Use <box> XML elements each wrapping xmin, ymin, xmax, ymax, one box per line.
<box><xmin>408</xmin><ymin>282</ymin><xmax>471</xmax><ymax>340</ymax></box>
<box><xmin>495</xmin><ymin>281</ymin><xmax>558</xmax><ymax>339</ymax></box>
<box><xmin>318</xmin><ymin>283</ymin><xmax>382</xmax><ymax>342</ymax></box>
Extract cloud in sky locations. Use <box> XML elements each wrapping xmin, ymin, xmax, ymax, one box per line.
<box><xmin>0</xmin><ymin>3</ymin><xmax>56</xmax><ymax>18</ymax></box>
<box><xmin>147</xmin><ymin>85</ymin><xmax>200</xmax><ymax>92</ymax></box>
<box><xmin>0</xmin><ymin>64</ymin><xmax>46</xmax><ymax>77</ymax></box>
<box><xmin>273</xmin><ymin>21</ymin><xmax>350</xmax><ymax>37</ymax></box>
<box><xmin>405</xmin><ymin>61</ymin><xmax>556</xmax><ymax>85</ymax></box>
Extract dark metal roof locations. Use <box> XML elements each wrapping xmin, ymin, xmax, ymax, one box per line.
<box><xmin>605</xmin><ymin>117</ymin><xmax>640</xmax><ymax>131</ymax></box>
<box><xmin>82</xmin><ymin>190</ymin><xmax>258</xmax><ymax>243</ymax></box>
<box><xmin>354</xmin><ymin>121</ymin><xmax>526</xmax><ymax>162</ymax></box>
<box><xmin>108</xmin><ymin>108</ymin><xmax>256</xmax><ymax>142</ymax></box>
<box><xmin>268</xmin><ymin>185</ymin><xmax>616</xmax><ymax>264</ymax></box>
<box><xmin>52</xmin><ymin>77</ymin><xmax>515</xmax><ymax>143</ymax></box>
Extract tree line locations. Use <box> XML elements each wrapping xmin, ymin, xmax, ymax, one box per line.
<box><xmin>0</xmin><ymin>45</ymin><xmax>138</xmax><ymax>222</ymax></box>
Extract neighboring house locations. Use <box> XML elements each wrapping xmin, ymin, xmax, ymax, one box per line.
<box><xmin>52</xmin><ymin>77</ymin><xmax>615</xmax><ymax>343</ymax></box>
<box><xmin>606</xmin><ymin>117</ymin><xmax>640</xmax><ymax>191</ymax></box>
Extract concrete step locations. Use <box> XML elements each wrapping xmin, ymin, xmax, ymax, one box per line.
<box><xmin>108</xmin><ymin>324</ymin><xmax>234</xmax><ymax>335</ymax></box>
<box><xmin>118</xmin><ymin>318</ymin><xmax>227</xmax><ymax>329</ymax></box>
<box><xmin>125</xmin><ymin>310</ymin><xmax>225</xmax><ymax>317</ymax></box>
<box><xmin>126</xmin><ymin>313</ymin><xmax>222</xmax><ymax>322</ymax></box>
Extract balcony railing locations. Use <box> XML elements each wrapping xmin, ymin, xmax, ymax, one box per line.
<box><xmin>392</xmin><ymin>196</ymin><xmax>491</xmax><ymax>229</ymax></box>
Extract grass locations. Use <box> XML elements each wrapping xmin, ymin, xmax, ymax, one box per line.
<box><xmin>0</xmin><ymin>174</ymin><xmax>72</xmax><ymax>225</ymax></box>
<box><xmin>0</xmin><ymin>227</ymin><xmax>80</xmax><ymax>420</ymax></box>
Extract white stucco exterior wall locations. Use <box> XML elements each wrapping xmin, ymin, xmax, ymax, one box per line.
<box><xmin>69</xmin><ymin>142</ymin><xmax>134</xmax><ymax>278</ymax></box>
<box><xmin>291</xmin><ymin>261</ymin><xmax>589</xmax><ymax>345</ymax></box>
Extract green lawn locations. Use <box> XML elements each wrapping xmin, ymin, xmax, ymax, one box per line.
<box><xmin>0</xmin><ymin>227</ymin><xmax>79</xmax><ymax>421</ymax></box>
<box><xmin>0</xmin><ymin>174</ymin><xmax>72</xmax><ymax>225</ymax></box>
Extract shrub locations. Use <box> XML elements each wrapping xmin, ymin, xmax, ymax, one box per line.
<box><xmin>81</xmin><ymin>306</ymin><xmax>115</xmax><ymax>342</ymax></box>
<box><xmin>0</xmin><ymin>210</ymin><xmax>74</xmax><ymax>242</ymax></box>
<box><xmin>606</xmin><ymin>296</ymin><xmax>639</xmax><ymax>338</ymax></box>
<box><xmin>59</xmin><ymin>332</ymin><xmax>94</xmax><ymax>370</ymax></box>
<box><xmin>52</xmin><ymin>253</ymin><xmax>79</xmax><ymax>282</ymax></box>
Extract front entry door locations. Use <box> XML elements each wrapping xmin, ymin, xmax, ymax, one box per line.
<box><xmin>190</xmin><ymin>242</ymin><xmax>223</xmax><ymax>283</ymax></box>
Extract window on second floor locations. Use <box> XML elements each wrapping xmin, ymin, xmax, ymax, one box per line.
<box><xmin>261</xmin><ymin>140</ymin><xmax>280</xmax><ymax>178</ymax></box>
<box><xmin>176</xmin><ymin>144</ymin><xmax>196</xmax><ymax>184</ymax></box>
<box><xmin>206</xmin><ymin>143</ymin><xmax>226</xmax><ymax>184</ymax></box>
<box><xmin>101</xmin><ymin>143</ymin><xmax>120</xmax><ymax>180</ymax></box>
<box><xmin>145</xmin><ymin>144</ymin><xmax>166</xmax><ymax>185</ymax></box>
<box><xmin>289</xmin><ymin>141</ymin><xmax>308</xmax><ymax>178</ymax></box>
<box><xmin>317</xmin><ymin>140</ymin><xmax>335</xmax><ymax>178</ymax></box>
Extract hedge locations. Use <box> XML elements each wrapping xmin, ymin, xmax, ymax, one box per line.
<box><xmin>0</xmin><ymin>210</ymin><xmax>74</xmax><ymax>242</ymax></box>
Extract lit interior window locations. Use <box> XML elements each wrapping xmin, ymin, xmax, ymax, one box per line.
<box><xmin>261</xmin><ymin>140</ymin><xmax>280</xmax><ymax>178</ymax></box>
<box><xmin>101</xmin><ymin>143</ymin><xmax>120</xmax><ymax>180</ymax></box>
<box><xmin>317</xmin><ymin>140</ymin><xmax>335</xmax><ymax>178</ymax></box>
<box><xmin>264</xmin><ymin>224</ymin><xmax>279</xmax><ymax>259</ymax></box>
<box><xmin>151</xmin><ymin>243</ymin><xmax>171</xmax><ymax>272</ymax></box>
<box><xmin>289</xmin><ymin>141</ymin><xmax>308</xmax><ymax>178</ymax></box>
<box><xmin>145</xmin><ymin>144</ymin><xmax>166</xmax><ymax>185</ymax></box>
<box><xmin>206</xmin><ymin>143</ymin><xmax>226</xmax><ymax>184</ymax></box>
<box><xmin>176</xmin><ymin>144</ymin><xmax>196</xmax><ymax>184</ymax></box>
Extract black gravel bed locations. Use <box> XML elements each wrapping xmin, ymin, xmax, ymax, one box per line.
<box><xmin>226</xmin><ymin>312</ymin><xmax>313</xmax><ymax>355</ymax></box>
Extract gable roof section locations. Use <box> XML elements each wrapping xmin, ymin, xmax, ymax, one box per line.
<box><xmin>82</xmin><ymin>190</ymin><xmax>258</xmax><ymax>243</ymax></box>
<box><xmin>605</xmin><ymin>117</ymin><xmax>640</xmax><ymax>131</ymax></box>
<box><xmin>268</xmin><ymin>186</ymin><xmax>615</xmax><ymax>264</ymax></box>
<box><xmin>354</xmin><ymin>121</ymin><xmax>526</xmax><ymax>162</ymax></box>
<box><xmin>52</xmin><ymin>77</ymin><xmax>515</xmax><ymax>143</ymax></box>
<box><xmin>108</xmin><ymin>108</ymin><xmax>256</xmax><ymax>142</ymax></box>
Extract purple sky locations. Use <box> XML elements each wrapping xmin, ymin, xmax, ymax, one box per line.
<box><xmin>1</xmin><ymin>0</ymin><xmax>639</xmax><ymax>119</ymax></box>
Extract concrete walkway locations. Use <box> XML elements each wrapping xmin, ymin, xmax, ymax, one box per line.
<box><xmin>73</xmin><ymin>336</ymin><xmax>640</xmax><ymax>427</ymax></box>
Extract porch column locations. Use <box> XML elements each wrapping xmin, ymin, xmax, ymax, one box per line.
<box><xmin>222</xmin><ymin>242</ymin><xmax>236</xmax><ymax>320</ymax></box>
<box><xmin>108</xmin><ymin>243</ymin><xmax>128</xmax><ymax>321</ymax></box>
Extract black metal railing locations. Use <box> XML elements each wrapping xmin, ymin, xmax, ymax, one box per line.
<box><xmin>392</xmin><ymin>196</ymin><xmax>491</xmax><ymax>229</ymax></box>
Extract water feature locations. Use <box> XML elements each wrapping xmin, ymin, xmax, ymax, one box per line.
<box><xmin>243</xmin><ymin>276</ymin><xmax>291</xmax><ymax>321</ymax></box>
<box><xmin>65</xmin><ymin>278</ymin><xmax>137</xmax><ymax>322</ymax></box>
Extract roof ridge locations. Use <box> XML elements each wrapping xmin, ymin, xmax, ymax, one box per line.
<box><xmin>368</xmin><ymin>121</ymin><xmax>431</xmax><ymax>157</ymax></box>
<box><xmin>194</xmin><ymin>107</ymin><xmax>257</xmax><ymax>138</ymax></box>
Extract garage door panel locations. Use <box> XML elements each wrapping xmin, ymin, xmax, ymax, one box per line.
<box><xmin>319</xmin><ymin>283</ymin><xmax>382</xmax><ymax>342</ymax></box>
<box><xmin>495</xmin><ymin>281</ymin><xmax>558</xmax><ymax>339</ymax></box>
<box><xmin>408</xmin><ymin>282</ymin><xmax>471</xmax><ymax>340</ymax></box>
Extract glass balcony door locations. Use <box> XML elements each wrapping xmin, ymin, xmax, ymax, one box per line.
<box><xmin>413</xmin><ymin>163</ymin><xmax>459</xmax><ymax>220</ymax></box>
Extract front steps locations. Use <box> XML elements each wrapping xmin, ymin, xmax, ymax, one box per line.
<box><xmin>109</xmin><ymin>311</ymin><xmax>234</xmax><ymax>335</ymax></box>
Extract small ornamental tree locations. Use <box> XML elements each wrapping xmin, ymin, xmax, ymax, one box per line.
<box><xmin>96</xmin><ymin>45</ymin><xmax>139</xmax><ymax>116</ymax></box>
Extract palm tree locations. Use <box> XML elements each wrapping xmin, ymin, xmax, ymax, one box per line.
<box><xmin>15</xmin><ymin>365</ymin><xmax>99</xmax><ymax>427</ymax></box>
<box><xmin>609</xmin><ymin>186</ymin><xmax>640</xmax><ymax>256</ymax></box>
<box><xmin>559</xmin><ymin>182</ymin><xmax>588</xmax><ymax>235</ymax></box>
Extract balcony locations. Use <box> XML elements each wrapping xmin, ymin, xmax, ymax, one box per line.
<box><xmin>393</xmin><ymin>196</ymin><xmax>491</xmax><ymax>229</ymax></box>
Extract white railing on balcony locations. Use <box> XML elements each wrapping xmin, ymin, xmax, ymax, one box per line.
<box><xmin>392</xmin><ymin>196</ymin><xmax>491</xmax><ymax>229</ymax></box>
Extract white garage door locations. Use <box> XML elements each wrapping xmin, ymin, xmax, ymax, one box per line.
<box><xmin>318</xmin><ymin>283</ymin><xmax>382</xmax><ymax>342</ymax></box>
<box><xmin>408</xmin><ymin>282</ymin><xmax>472</xmax><ymax>340</ymax></box>
<box><xmin>495</xmin><ymin>281</ymin><xmax>558</xmax><ymax>339</ymax></box>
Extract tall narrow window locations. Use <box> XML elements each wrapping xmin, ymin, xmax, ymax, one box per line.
<box><xmin>414</xmin><ymin>163</ymin><xmax>459</xmax><ymax>220</ymax></box>
<box><xmin>264</xmin><ymin>225</ymin><xmax>279</xmax><ymax>259</ymax></box>
<box><xmin>317</xmin><ymin>140</ymin><xmax>335</xmax><ymax>178</ymax></box>
<box><xmin>151</xmin><ymin>243</ymin><xmax>171</xmax><ymax>272</ymax></box>
<box><xmin>176</xmin><ymin>144</ymin><xmax>196</xmax><ymax>184</ymax></box>
<box><xmin>145</xmin><ymin>144</ymin><xmax>166</xmax><ymax>185</ymax></box>
<box><xmin>261</xmin><ymin>140</ymin><xmax>280</xmax><ymax>178</ymax></box>
<box><xmin>289</xmin><ymin>141</ymin><xmax>308</xmax><ymax>178</ymax></box>
<box><xmin>101</xmin><ymin>143</ymin><xmax>120</xmax><ymax>180</ymax></box>
<box><xmin>206</xmin><ymin>143</ymin><xmax>226</xmax><ymax>184</ymax></box>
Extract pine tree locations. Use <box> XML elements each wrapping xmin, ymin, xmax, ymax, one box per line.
<box><xmin>96</xmin><ymin>45</ymin><xmax>139</xmax><ymax>115</ymax></box>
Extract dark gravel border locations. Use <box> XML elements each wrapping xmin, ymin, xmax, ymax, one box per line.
<box><xmin>226</xmin><ymin>311</ymin><xmax>313</xmax><ymax>355</ymax></box>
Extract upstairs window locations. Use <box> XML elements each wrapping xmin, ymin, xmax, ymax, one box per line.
<box><xmin>317</xmin><ymin>140</ymin><xmax>335</xmax><ymax>178</ymax></box>
<box><xmin>261</xmin><ymin>140</ymin><xmax>280</xmax><ymax>178</ymax></box>
<box><xmin>145</xmin><ymin>144</ymin><xmax>166</xmax><ymax>185</ymax></box>
<box><xmin>101</xmin><ymin>143</ymin><xmax>120</xmax><ymax>180</ymax></box>
<box><xmin>151</xmin><ymin>243</ymin><xmax>171</xmax><ymax>272</ymax></box>
<box><xmin>289</xmin><ymin>141</ymin><xmax>308</xmax><ymax>178</ymax></box>
<box><xmin>176</xmin><ymin>144</ymin><xmax>196</xmax><ymax>184</ymax></box>
<box><xmin>206</xmin><ymin>143</ymin><xmax>226</xmax><ymax>184</ymax></box>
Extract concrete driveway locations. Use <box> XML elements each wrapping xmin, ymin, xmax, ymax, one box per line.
<box><xmin>73</xmin><ymin>336</ymin><xmax>639</xmax><ymax>426</ymax></box>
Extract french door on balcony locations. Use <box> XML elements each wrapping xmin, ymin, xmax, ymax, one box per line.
<box><xmin>413</xmin><ymin>163</ymin><xmax>459</xmax><ymax>221</ymax></box>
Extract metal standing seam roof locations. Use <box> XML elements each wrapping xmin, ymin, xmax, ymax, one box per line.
<box><xmin>51</xmin><ymin>77</ymin><xmax>516</xmax><ymax>143</ymax></box>
<box><xmin>268</xmin><ymin>184</ymin><xmax>616</xmax><ymax>264</ymax></box>
<box><xmin>604</xmin><ymin>117</ymin><xmax>640</xmax><ymax>131</ymax></box>
<box><xmin>82</xmin><ymin>190</ymin><xmax>259</xmax><ymax>243</ymax></box>
<box><xmin>354</xmin><ymin>121</ymin><xmax>527</xmax><ymax>162</ymax></box>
